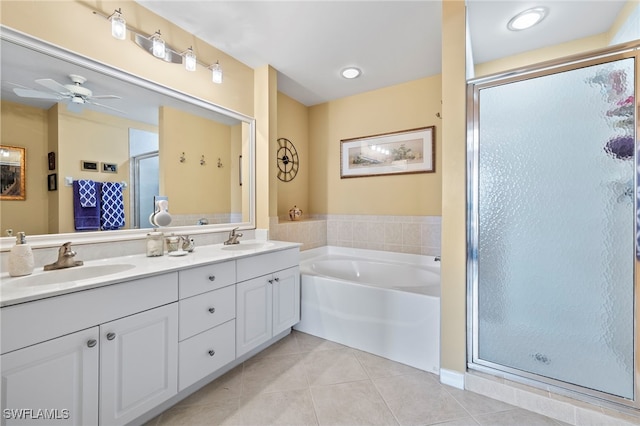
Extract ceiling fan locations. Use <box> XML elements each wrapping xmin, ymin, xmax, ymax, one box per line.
<box><xmin>12</xmin><ymin>74</ymin><xmax>123</xmax><ymax>113</ymax></box>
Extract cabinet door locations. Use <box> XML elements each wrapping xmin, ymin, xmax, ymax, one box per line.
<box><xmin>1</xmin><ymin>327</ymin><xmax>99</xmax><ymax>426</ymax></box>
<box><xmin>272</xmin><ymin>266</ymin><xmax>300</xmax><ymax>336</ymax></box>
<box><xmin>236</xmin><ymin>275</ymin><xmax>272</xmax><ymax>357</ymax></box>
<box><xmin>99</xmin><ymin>303</ymin><xmax>178</xmax><ymax>426</ymax></box>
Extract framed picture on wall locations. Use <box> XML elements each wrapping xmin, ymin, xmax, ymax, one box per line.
<box><xmin>48</xmin><ymin>151</ymin><xmax>56</xmax><ymax>170</ymax></box>
<box><xmin>340</xmin><ymin>126</ymin><xmax>435</xmax><ymax>178</ymax></box>
<box><xmin>0</xmin><ymin>145</ymin><xmax>26</xmax><ymax>200</ymax></box>
<box><xmin>48</xmin><ymin>173</ymin><xmax>57</xmax><ymax>191</ymax></box>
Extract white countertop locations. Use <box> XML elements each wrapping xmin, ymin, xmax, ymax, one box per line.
<box><xmin>0</xmin><ymin>240</ymin><xmax>300</xmax><ymax>307</ymax></box>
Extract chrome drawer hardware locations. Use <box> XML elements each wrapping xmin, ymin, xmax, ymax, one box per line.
<box><xmin>208</xmin><ymin>307</ymin><xmax>216</xmax><ymax>314</ymax></box>
<box><xmin>87</xmin><ymin>339</ymin><xmax>97</xmax><ymax>348</ymax></box>
<box><xmin>106</xmin><ymin>332</ymin><xmax>116</xmax><ymax>341</ymax></box>
<box><xmin>208</xmin><ymin>275</ymin><xmax>216</xmax><ymax>282</ymax></box>
<box><xmin>208</xmin><ymin>349</ymin><xmax>215</xmax><ymax>357</ymax></box>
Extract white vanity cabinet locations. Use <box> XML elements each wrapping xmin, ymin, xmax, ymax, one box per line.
<box><xmin>0</xmin><ymin>272</ymin><xmax>178</xmax><ymax>426</ymax></box>
<box><xmin>177</xmin><ymin>261</ymin><xmax>237</xmax><ymax>391</ymax></box>
<box><xmin>99</xmin><ymin>303</ymin><xmax>178</xmax><ymax>426</ymax></box>
<box><xmin>1</xmin><ymin>327</ymin><xmax>100</xmax><ymax>426</ymax></box>
<box><xmin>236</xmin><ymin>248</ymin><xmax>300</xmax><ymax>357</ymax></box>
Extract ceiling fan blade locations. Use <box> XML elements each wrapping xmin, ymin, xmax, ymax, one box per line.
<box><xmin>88</xmin><ymin>101</ymin><xmax>125</xmax><ymax>114</ymax></box>
<box><xmin>89</xmin><ymin>94</ymin><xmax>122</xmax><ymax>100</ymax></box>
<box><xmin>13</xmin><ymin>87</ymin><xmax>62</xmax><ymax>100</ymax></box>
<box><xmin>35</xmin><ymin>78</ymin><xmax>70</xmax><ymax>94</ymax></box>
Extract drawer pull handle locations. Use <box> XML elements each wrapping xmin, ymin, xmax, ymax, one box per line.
<box><xmin>87</xmin><ymin>339</ymin><xmax>97</xmax><ymax>348</ymax></box>
<box><xmin>208</xmin><ymin>349</ymin><xmax>216</xmax><ymax>357</ymax></box>
<box><xmin>208</xmin><ymin>275</ymin><xmax>216</xmax><ymax>282</ymax></box>
<box><xmin>106</xmin><ymin>332</ymin><xmax>116</xmax><ymax>341</ymax></box>
<box><xmin>208</xmin><ymin>307</ymin><xmax>216</xmax><ymax>314</ymax></box>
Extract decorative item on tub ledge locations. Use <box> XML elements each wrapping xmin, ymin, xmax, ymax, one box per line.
<box><xmin>340</xmin><ymin>126</ymin><xmax>435</xmax><ymax>178</ymax></box>
<box><xmin>289</xmin><ymin>205</ymin><xmax>303</xmax><ymax>221</ymax></box>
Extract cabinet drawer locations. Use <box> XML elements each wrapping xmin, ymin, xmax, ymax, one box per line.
<box><xmin>1</xmin><ymin>273</ymin><xmax>178</xmax><ymax>355</ymax></box>
<box><xmin>178</xmin><ymin>319</ymin><xmax>235</xmax><ymax>391</ymax></box>
<box><xmin>237</xmin><ymin>248</ymin><xmax>299</xmax><ymax>282</ymax></box>
<box><xmin>179</xmin><ymin>285</ymin><xmax>235</xmax><ymax>340</ymax></box>
<box><xmin>179</xmin><ymin>261</ymin><xmax>236</xmax><ymax>298</ymax></box>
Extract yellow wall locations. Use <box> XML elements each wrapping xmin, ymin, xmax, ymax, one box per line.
<box><xmin>277</xmin><ymin>93</ymin><xmax>309</xmax><ymax>219</ymax></box>
<box><xmin>56</xmin><ymin>105</ymin><xmax>156</xmax><ymax>233</ymax></box>
<box><xmin>1</xmin><ymin>101</ymin><xmax>49</xmax><ymax>236</ymax></box>
<box><xmin>441</xmin><ymin>0</ymin><xmax>467</xmax><ymax>374</ymax></box>
<box><xmin>159</xmin><ymin>106</ymin><xmax>232</xmax><ymax>215</ymax></box>
<box><xmin>308</xmin><ymin>76</ymin><xmax>442</xmax><ymax>216</ymax></box>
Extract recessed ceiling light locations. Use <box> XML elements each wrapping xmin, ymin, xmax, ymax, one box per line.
<box><xmin>507</xmin><ymin>7</ymin><xmax>548</xmax><ymax>31</ymax></box>
<box><xmin>341</xmin><ymin>67</ymin><xmax>361</xmax><ymax>79</ymax></box>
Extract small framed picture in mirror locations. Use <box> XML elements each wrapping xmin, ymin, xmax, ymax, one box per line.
<box><xmin>48</xmin><ymin>173</ymin><xmax>57</xmax><ymax>191</ymax></box>
<box><xmin>0</xmin><ymin>145</ymin><xmax>26</xmax><ymax>200</ymax></box>
<box><xmin>48</xmin><ymin>151</ymin><xmax>56</xmax><ymax>170</ymax></box>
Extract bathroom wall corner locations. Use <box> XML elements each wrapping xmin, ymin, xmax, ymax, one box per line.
<box><xmin>440</xmin><ymin>368</ymin><xmax>465</xmax><ymax>389</ymax></box>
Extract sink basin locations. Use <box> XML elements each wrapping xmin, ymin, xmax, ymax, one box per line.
<box><xmin>220</xmin><ymin>242</ymin><xmax>274</xmax><ymax>251</ymax></box>
<box><xmin>5</xmin><ymin>264</ymin><xmax>136</xmax><ymax>288</ymax></box>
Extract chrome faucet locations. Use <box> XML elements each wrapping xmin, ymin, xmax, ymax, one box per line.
<box><xmin>223</xmin><ymin>227</ymin><xmax>243</xmax><ymax>245</ymax></box>
<box><xmin>44</xmin><ymin>242</ymin><xmax>84</xmax><ymax>271</ymax></box>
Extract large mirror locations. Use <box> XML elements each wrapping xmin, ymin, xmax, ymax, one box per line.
<box><xmin>0</xmin><ymin>27</ymin><xmax>255</xmax><ymax>244</ymax></box>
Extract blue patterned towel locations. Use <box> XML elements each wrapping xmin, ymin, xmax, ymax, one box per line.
<box><xmin>78</xmin><ymin>179</ymin><xmax>97</xmax><ymax>207</ymax></box>
<box><xmin>73</xmin><ymin>181</ymin><xmax>101</xmax><ymax>231</ymax></box>
<box><xmin>100</xmin><ymin>182</ymin><xmax>125</xmax><ymax>230</ymax></box>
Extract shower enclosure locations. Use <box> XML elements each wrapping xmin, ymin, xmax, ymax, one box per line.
<box><xmin>467</xmin><ymin>43</ymin><xmax>638</xmax><ymax>407</ymax></box>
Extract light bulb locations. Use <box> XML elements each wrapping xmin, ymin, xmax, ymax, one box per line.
<box><xmin>110</xmin><ymin>9</ymin><xmax>126</xmax><ymax>40</ymax></box>
<box><xmin>185</xmin><ymin>47</ymin><xmax>196</xmax><ymax>72</ymax></box>
<box><xmin>211</xmin><ymin>61</ymin><xmax>223</xmax><ymax>84</ymax></box>
<box><xmin>151</xmin><ymin>31</ymin><xmax>165</xmax><ymax>58</ymax></box>
<box><xmin>507</xmin><ymin>7</ymin><xmax>547</xmax><ymax>31</ymax></box>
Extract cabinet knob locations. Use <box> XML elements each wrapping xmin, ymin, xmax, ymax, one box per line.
<box><xmin>268</xmin><ymin>279</ymin><xmax>274</xmax><ymax>284</ymax></box>
<box><xmin>87</xmin><ymin>339</ymin><xmax>97</xmax><ymax>348</ymax></box>
<box><xmin>208</xmin><ymin>349</ymin><xmax>215</xmax><ymax>357</ymax></box>
<box><xmin>106</xmin><ymin>332</ymin><xmax>116</xmax><ymax>341</ymax></box>
<box><xmin>208</xmin><ymin>307</ymin><xmax>216</xmax><ymax>314</ymax></box>
<box><xmin>274</xmin><ymin>277</ymin><xmax>280</xmax><ymax>282</ymax></box>
<box><xmin>208</xmin><ymin>275</ymin><xmax>216</xmax><ymax>282</ymax></box>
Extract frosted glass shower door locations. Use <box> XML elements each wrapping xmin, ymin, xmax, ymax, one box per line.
<box><xmin>471</xmin><ymin>57</ymin><xmax>635</xmax><ymax>399</ymax></box>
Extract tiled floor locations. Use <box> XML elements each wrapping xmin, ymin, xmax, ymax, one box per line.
<box><xmin>146</xmin><ymin>331</ymin><xmax>567</xmax><ymax>425</ymax></box>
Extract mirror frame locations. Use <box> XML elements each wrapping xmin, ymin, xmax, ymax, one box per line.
<box><xmin>0</xmin><ymin>26</ymin><xmax>256</xmax><ymax>250</ymax></box>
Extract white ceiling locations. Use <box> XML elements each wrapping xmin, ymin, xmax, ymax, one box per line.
<box><xmin>136</xmin><ymin>0</ymin><xmax>630</xmax><ymax>106</ymax></box>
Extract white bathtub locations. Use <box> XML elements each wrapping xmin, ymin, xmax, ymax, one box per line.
<box><xmin>294</xmin><ymin>246</ymin><xmax>440</xmax><ymax>374</ymax></box>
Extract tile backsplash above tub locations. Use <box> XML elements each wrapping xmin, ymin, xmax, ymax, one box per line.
<box><xmin>270</xmin><ymin>214</ymin><xmax>441</xmax><ymax>256</ymax></box>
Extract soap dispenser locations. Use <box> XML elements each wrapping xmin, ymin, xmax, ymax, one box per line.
<box><xmin>9</xmin><ymin>231</ymin><xmax>35</xmax><ymax>277</ymax></box>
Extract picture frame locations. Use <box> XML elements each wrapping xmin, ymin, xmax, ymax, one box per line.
<box><xmin>48</xmin><ymin>151</ymin><xmax>56</xmax><ymax>170</ymax></box>
<box><xmin>340</xmin><ymin>126</ymin><xmax>435</xmax><ymax>178</ymax></box>
<box><xmin>0</xmin><ymin>145</ymin><xmax>26</xmax><ymax>200</ymax></box>
<box><xmin>47</xmin><ymin>173</ymin><xmax>57</xmax><ymax>191</ymax></box>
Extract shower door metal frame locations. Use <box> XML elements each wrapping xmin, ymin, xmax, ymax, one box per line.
<box><xmin>466</xmin><ymin>42</ymin><xmax>640</xmax><ymax>409</ymax></box>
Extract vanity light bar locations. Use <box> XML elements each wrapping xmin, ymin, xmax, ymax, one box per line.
<box><xmin>93</xmin><ymin>8</ymin><xmax>223</xmax><ymax>83</ymax></box>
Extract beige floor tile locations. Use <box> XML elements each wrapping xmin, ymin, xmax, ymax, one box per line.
<box><xmin>175</xmin><ymin>365</ymin><xmax>243</xmax><ymax>407</ymax></box>
<box><xmin>373</xmin><ymin>371</ymin><xmax>442</xmax><ymax>402</ymax></box>
<box><xmin>443</xmin><ymin>385</ymin><xmax>515</xmax><ymax>416</ymax></box>
<box><xmin>239</xmin><ymin>389</ymin><xmax>318</xmax><ymax>425</ymax></box>
<box><xmin>374</xmin><ymin>372</ymin><xmax>469</xmax><ymax>425</ymax></box>
<box><xmin>310</xmin><ymin>380</ymin><xmax>399</xmax><ymax>426</ymax></box>
<box><xmin>474</xmin><ymin>408</ymin><xmax>563</xmax><ymax>426</ymax></box>
<box><xmin>242</xmin><ymin>353</ymin><xmax>308</xmax><ymax>397</ymax></box>
<box><xmin>294</xmin><ymin>330</ymin><xmax>348</xmax><ymax>353</ymax></box>
<box><xmin>353</xmin><ymin>349</ymin><xmax>422</xmax><ymax>379</ymax></box>
<box><xmin>157</xmin><ymin>398</ymin><xmax>242</xmax><ymax>426</ymax></box>
<box><xmin>303</xmin><ymin>348</ymin><xmax>368</xmax><ymax>386</ymax></box>
<box><xmin>253</xmin><ymin>333</ymin><xmax>301</xmax><ymax>359</ymax></box>
<box><xmin>431</xmin><ymin>418</ymin><xmax>480</xmax><ymax>426</ymax></box>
